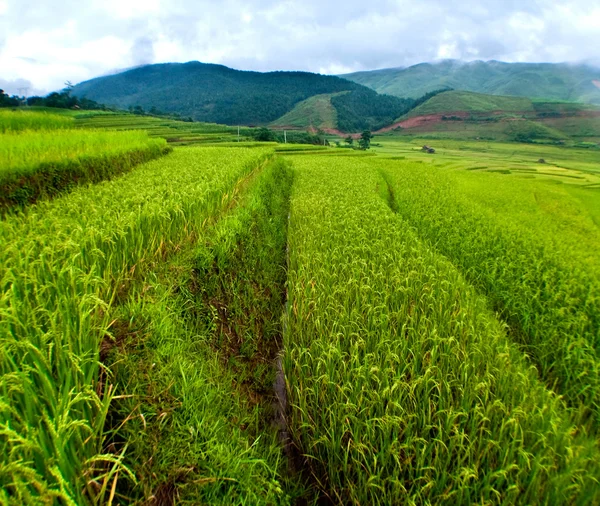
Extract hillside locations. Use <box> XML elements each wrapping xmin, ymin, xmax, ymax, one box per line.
<box><xmin>269</xmin><ymin>93</ymin><xmax>342</xmax><ymax>130</ymax></box>
<box><xmin>72</xmin><ymin>61</ymin><xmax>411</xmax><ymax>131</ymax></box>
<box><xmin>400</xmin><ymin>90</ymin><xmax>534</xmax><ymax>119</ymax></box>
<box><xmin>342</xmin><ymin>60</ymin><xmax>600</xmax><ymax>104</ymax></box>
<box><xmin>380</xmin><ymin>89</ymin><xmax>600</xmax><ymax>144</ymax></box>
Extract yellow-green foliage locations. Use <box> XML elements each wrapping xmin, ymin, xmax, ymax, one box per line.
<box><xmin>284</xmin><ymin>154</ymin><xmax>600</xmax><ymax>504</ymax></box>
<box><xmin>109</xmin><ymin>158</ymin><xmax>296</xmax><ymax>504</ymax></box>
<box><xmin>0</xmin><ymin>130</ymin><xmax>164</xmax><ymax>179</ymax></box>
<box><xmin>381</xmin><ymin>162</ymin><xmax>600</xmax><ymax>429</ymax></box>
<box><xmin>0</xmin><ymin>129</ymin><xmax>168</xmax><ymax>209</ymax></box>
<box><xmin>0</xmin><ymin>109</ymin><xmax>74</xmax><ymax>132</ymax></box>
<box><xmin>0</xmin><ymin>146</ymin><xmax>273</xmax><ymax>504</ymax></box>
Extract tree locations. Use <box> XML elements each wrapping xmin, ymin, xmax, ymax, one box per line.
<box><xmin>344</xmin><ymin>135</ymin><xmax>354</xmax><ymax>146</ymax></box>
<box><xmin>0</xmin><ymin>89</ymin><xmax>20</xmax><ymax>107</ymax></box>
<box><xmin>358</xmin><ymin>130</ymin><xmax>373</xmax><ymax>150</ymax></box>
<box><xmin>253</xmin><ymin>127</ymin><xmax>276</xmax><ymax>142</ymax></box>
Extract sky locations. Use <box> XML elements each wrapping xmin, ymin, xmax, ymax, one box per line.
<box><xmin>1</xmin><ymin>0</ymin><xmax>599</xmax><ymax>95</ymax></box>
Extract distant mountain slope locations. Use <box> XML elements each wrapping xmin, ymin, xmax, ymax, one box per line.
<box><xmin>269</xmin><ymin>93</ymin><xmax>342</xmax><ymax>130</ymax></box>
<box><xmin>399</xmin><ymin>91</ymin><xmax>534</xmax><ymax>120</ymax></box>
<box><xmin>72</xmin><ymin>62</ymin><xmax>362</xmax><ymax>125</ymax></box>
<box><xmin>72</xmin><ymin>61</ymin><xmax>412</xmax><ymax>130</ymax></box>
<box><xmin>342</xmin><ymin>60</ymin><xmax>600</xmax><ymax>104</ymax></box>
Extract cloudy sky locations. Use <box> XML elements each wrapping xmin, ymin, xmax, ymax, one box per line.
<box><xmin>1</xmin><ymin>0</ymin><xmax>599</xmax><ymax>95</ymax></box>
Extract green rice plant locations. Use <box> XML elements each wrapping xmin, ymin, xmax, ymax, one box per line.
<box><xmin>0</xmin><ymin>129</ymin><xmax>169</xmax><ymax>209</ymax></box>
<box><xmin>107</xmin><ymin>158</ymin><xmax>299</xmax><ymax>504</ymax></box>
<box><xmin>380</xmin><ymin>162</ymin><xmax>600</xmax><ymax>430</ymax></box>
<box><xmin>0</xmin><ymin>146</ymin><xmax>273</xmax><ymax>504</ymax></box>
<box><xmin>283</xmin><ymin>154</ymin><xmax>600</xmax><ymax>505</ymax></box>
<box><xmin>0</xmin><ymin>109</ymin><xmax>74</xmax><ymax>132</ymax></box>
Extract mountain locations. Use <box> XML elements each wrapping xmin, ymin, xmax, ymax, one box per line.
<box><xmin>71</xmin><ymin>61</ymin><xmax>411</xmax><ymax>131</ymax></box>
<box><xmin>341</xmin><ymin>60</ymin><xmax>600</xmax><ymax>104</ymax></box>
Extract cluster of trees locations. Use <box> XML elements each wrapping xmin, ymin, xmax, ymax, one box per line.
<box><xmin>0</xmin><ymin>90</ymin><xmax>22</xmax><ymax>107</ymax></box>
<box><xmin>0</xmin><ymin>84</ymin><xmax>108</xmax><ymax>110</ymax></box>
<box><xmin>253</xmin><ymin>127</ymin><xmax>329</xmax><ymax>145</ymax></box>
<box><xmin>344</xmin><ymin>131</ymin><xmax>373</xmax><ymax>150</ymax></box>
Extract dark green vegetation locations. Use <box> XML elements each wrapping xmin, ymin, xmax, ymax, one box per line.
<box><xmin>71</xmin><ymin>61</ymin><xmax>418</xmax><ymax>132</ymax></box>
<box><xmin>330</xmin><ymin>88</ymin><xmax>413</xmax><ymax>131</ymax></box>
<box><xmin>342</xmin><ymin>60</ymin><xmax>600</xmax><ymax>103</ymax></box>
<box><xmin>1</xmin><ymin>85</ymin><xmax>108</xmax><ymax>111</ymax></box>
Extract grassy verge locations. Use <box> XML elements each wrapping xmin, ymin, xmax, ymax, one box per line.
<box><xmin>379</xmin><ymin>161</ymin><xmax>600</xmax><ymax>430</ymax></box>
<box><xmin>0</xmin><ymin>129</ymin><xmax>169</xmax><ymax>210</ymax></box>
<box><xmin>0</xmin><ymin>146</ymin><xmax>273</xmax><ymax>504</ymax></box>
<box><xmin>283</xmin><ymin>154</ymin><xmax>600</xmax><ymax>504</ymax></box>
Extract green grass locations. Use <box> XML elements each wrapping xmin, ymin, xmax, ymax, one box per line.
<box><xmin>270</xmin><ymin>93</ymin><xmax>342</xmax><ymax>130</ymax></box>
<box><xmin>0</xmin><ymin>129</ymin><xmax>168</xmax><ymax>209</ymax></box>
<box><xmin>369</xmin><ymin>137</ymin><xmax>600</xmax><ymax>185</ymax></box>
<box><xmin>0</xmin><ymin>146</ymin><xmax>274</xmax><ymax>504</ymax></box>
<box><xmin>283</xmin><ymin>153</ymin><xmax>600</xmax><ymax>504</ymax></box>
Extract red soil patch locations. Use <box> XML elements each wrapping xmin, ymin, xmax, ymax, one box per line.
<box><xmin>375</xmin><ymin>112</ymin><xmax>470</xmax><ymax>133</ymax></box>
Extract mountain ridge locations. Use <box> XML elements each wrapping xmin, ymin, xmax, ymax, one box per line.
<box><xmin>341</xmin><ymin>60</ymin><xmax>600</xmax><ymax>104</ymax></box>
<box><xmin>71</xmin><ymin>61</ymin><xmax>412</xmax><ymax>131</ymax></box>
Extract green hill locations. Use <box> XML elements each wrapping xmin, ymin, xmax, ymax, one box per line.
<box><xmin>270</xmin><ymin>93</ymin><xmax>342</xmax><ymax>130</ymax></box>
<box><xmin>72</xmin><ymin>62</ymin><xmax>412</xmax><ymax>131</ymax></box>
<box><xmin>400</xmin><ymin>91</ymin><xmax>534</xmax><ymax>119</ymax></box>
<box><xmin>342</xmin><ymin>60</ymin><xmax>600</xmax><ymax>104</ymax></box>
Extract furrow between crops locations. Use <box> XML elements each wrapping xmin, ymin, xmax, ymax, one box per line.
<box><xmin>378</xmin><ymin>160</ymin><xmax>600</xmax><ymax>432</ymax></box>
<box><xmin>103</xmin><ymin>157</ymin><xmax>316</xmax><ymax>504</ymax></box>
<box><xmin>0</xmin><ymin>146</ymin><xmax>274</xmax><ymax>504</ymax></box>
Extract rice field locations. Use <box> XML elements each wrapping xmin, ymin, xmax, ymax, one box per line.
<box><xmin>0</xmin><ymin>109</ymin><xmax>74</xmax><ymax>132</ymax></box>
<box><xmin>0</xmin><ymin>124</ymin><xmax>169</xmax><ymax>209</ymax></box>
<box><xmin>1</xmin><ymin>114</ymin><xmax>599</xmax><ymax>504</ymax></box>
<box><xmin>283</xmin><ymin>154</ymin><xmax>600</xmax><ymax>504</ymax></box>
<box><xmin>0</xmin><ymin>146</ymin><xmax>273</xmax><ymax>503</ymax></box>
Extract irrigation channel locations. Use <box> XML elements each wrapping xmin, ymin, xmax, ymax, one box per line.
<box><xmin>101</xmin><ymin>155</ymin><xmax>318</xmax><ymax>504</ymax></box>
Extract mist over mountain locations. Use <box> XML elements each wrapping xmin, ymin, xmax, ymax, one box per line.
<box><xmin>342</xmin><ymin>60</ymin><xmax>600</xmax><ymax>104</ymax></box>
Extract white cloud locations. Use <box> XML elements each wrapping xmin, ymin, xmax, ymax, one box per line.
<box><xmin>1</xmin><ymin>0</ymin><xmax>599</xmax><ymax>95</ymax></box>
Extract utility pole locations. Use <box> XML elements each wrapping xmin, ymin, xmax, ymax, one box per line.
<box><xmin>284</xmin><ymin>130</ymin><xmax>287</xmax><ymax>144</ymax></box>
<box><xmin>17</xmin><ymin>87</ymin><xmax>29</xmax><ymax>107</ymax></box>
<box><xmin>238</xmin><ymin>125</ymin><xmax>240</xmax><ymax>142</ymax></box>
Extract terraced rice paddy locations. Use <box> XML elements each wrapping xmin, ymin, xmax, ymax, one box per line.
<box><xmin>0</xmin><ymin>111</ymin><xmax>168</xmax><ymax>210</ymax></box>
<box><xmin>1</xmin><ymin>109</ymin><xmax>599</xmax><ymax>504</ymax></box>
<box><xmin>75</xmin><ymin>112</ymin><xmax>252</xmax><ymax>145</ymax></box>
